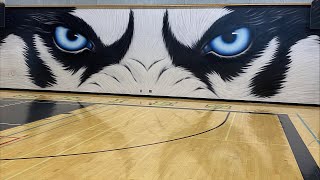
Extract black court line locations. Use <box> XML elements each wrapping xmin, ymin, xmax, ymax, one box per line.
<box><xmin>0</xmin><ymin>102</ymin><xmax>236</xmax><ymax>148</ymax></box>
<box><xmin>278</xmin><ymin>114</ymin><xmax>320</xmax><ymax>180</ymax></box>
<box><xmin>0</xmin><ymin>97</ymin><xmax>273</xmax><ymax>151</ymax></box>
<box><xmin>0</xmin><ymin>99</ymin><xmax>94</xmax><ymax>131</ymax></box>
<box><xmin>101</xmin><ymin>102</ymin><xmax>278</xmax><ymax>115</ymax></box>
<box><xmin>0</xmin><ymin>112</ymin><xmax>230</xmax><ymax>160</ymax></box>
<box><xmin>1</xmin><ymin>99</ymin><xmax>278</xmax><ymax>138</ymax></box>
<box><xmin>0</xmin><ymin>100</ymin><xmax>320</xmax><ymax>180</ymax></box>
<box><xmin>1</xmin><ymin>107</ymin><xmax>319</xmax><ymax>180</ymax></box>
<box><xmin>0</xmin><ymin>99</ymin><xmax>279</xmax><ymax>145</ymax></box>
<box><xmin>1</xmin><ymin>98</ymin><xmax>278</xmax><ymax>115</ymax></box>
<box><xmin>2</xmin><ymin>87</ymin><xmax>319</xmax><ymax>106</ymax></box>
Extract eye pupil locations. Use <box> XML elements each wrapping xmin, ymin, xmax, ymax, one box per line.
<box><xmin>66</xmin><ymin>31</ymin><xmax>78</xmax><ymax>41</ymax></box>
<box><xmin>221</xmin><ymin>33</ymin><xmax>237</xmax><ymax>43</ymax></box>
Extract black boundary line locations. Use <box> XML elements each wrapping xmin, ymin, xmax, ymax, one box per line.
<box><xmin>1</xmin><ymin>88</ymin><xmax>319</xmax><ymax>107</ymax></box>
<box><xmin>278</xmin><ymin>114</ymin><xmax>320</xmax><ymax>180</ymax></box>
<box><xmin>0</xmin><ymin>112</ymin><xmax>231</xmax><ymax>160</ymax></box>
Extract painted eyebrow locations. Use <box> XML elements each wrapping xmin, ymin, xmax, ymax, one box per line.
<box><xmin>23</xmin><ymin>10</ymin><xmax>132</xmax><ymax>50</ymax></box>
<box><xmin>28</xmin><ymin>11</ymin><xmax>98</xmax><ymax>37</ymax></box>
<box><xmin>164</xmin><ymin>8</ymin><xmax>233</xmax><ymax>49</ymax></box>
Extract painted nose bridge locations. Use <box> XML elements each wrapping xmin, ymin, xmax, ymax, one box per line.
<box><xmin>122</xmin><ymin>9</ymin><xmax>168</xmax><ymax>69</ymax></box>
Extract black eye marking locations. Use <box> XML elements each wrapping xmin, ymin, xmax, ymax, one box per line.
<box><xmin>162</xmin><ymin>11</ymin><xmax>216</xmax><ymax>95</ymax></box>
<box><xmin>163</xmin><ymin>7</ymin><xmax>316</xmax><ymax>98</ymax></box>
<box><xmin>4</xmin><ymin>8</ymin><xmax>134</xmax><ymax>87</ymax></box>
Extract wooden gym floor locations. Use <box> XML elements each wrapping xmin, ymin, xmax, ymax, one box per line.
<box><xmin>0</xmin><ymin>90</ymin><xmax>319</xmax><ymax>179</ymax></box>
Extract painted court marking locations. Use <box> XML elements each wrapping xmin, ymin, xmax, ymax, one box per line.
<box><xmin>0</xmin><ymin>112</ymin><xmax>230</xmax><ymax>161</ymax></box>
<box><xmin>0</xmin><ymin>100</ymin><xmax>31</xmax><ymax>108</ymax></box>
<box><xmin>0</xmin><ymin>135</ymin><xmax>28</xmax><ymax>146</ymax></box>
<box><xmin>0</xmin><ymin>98</ymin><xmax>92</xmax><ymax>106</ymax></box>
<box><xmin>0</xmin><ymin>123</ymin><xmax>21</xmax><ymax>126</ymax></box>
<box><xmin>224</xmin><ymin>113</ymin><xmax>237</xmax><ymax>141</ymax></box>
<box><xmin>148</xmin><ymin>101</ymin><xmax>178</xmax><ymax>106</ymax></box>
<box><xmin>0</xmin><ymin>97</ymin><xmax>318</xmax><ymax>179</ymax></box>
<box><xmin>0</xmin><ymin>107</ymin><xmax>147</xmax><ymax>165</ymax></box>
<box><xmin>0</xmin><ymin>97</ymin><xmax>282</xmax><ymax>115</ymax></box>
<box><xmin>97</xmin><ymin>102</ymin><xmax>278</xmax><ymax>115</ymax></box>
<box><xmin>278</xmin><ymin>114</ymin><xmax>320</xmax><ymax>180</ymax></box>
<box><xmin>6</xmin><ymin>114</ymin><xmax>230</xmax><ymax>180</ymax></box>
<box><xmin>0</xmin><ymin>136</ymin><xmax>19</xmax><ymax>139</ymax></box>
<box><xmin>297</xmin><ymin>113</ymin><xmax>320</xmax><ymax>145</ymax></box>
<box><xmin>0</xmin><ymin>105</ymin><xmax>138</xmax><ymax>151</ymax></box>
<box><xmin>206</xmin><ymin>104</ymin><xmax>232</xmax><ymax>110</ymax></box>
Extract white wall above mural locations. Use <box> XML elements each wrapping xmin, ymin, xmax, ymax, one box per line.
<box><xmin>0</xmin><ymin>6</ymin><xmax>319</xmax><ymax>104</ymax></box>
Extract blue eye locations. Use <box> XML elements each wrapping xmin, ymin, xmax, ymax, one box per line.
<box><xmin>203</xmin><ymin>27</ymin><xmax>251</xmax><ymax>57</ymax></box>
<box><xmin>54</xmin><ymin>26</ymin><xmax>93</xmax><ymax>53</ymax></box>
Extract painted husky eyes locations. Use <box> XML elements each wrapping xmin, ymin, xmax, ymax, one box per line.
<box><xmin>203</xmin><ymin>27</ymin><xmax>251</xmax><ymax>57</ymax></box>
<box><xmin>54</xmin><ymin>26</ymin><xmax>93</xmax><ymax>53</ymax></box>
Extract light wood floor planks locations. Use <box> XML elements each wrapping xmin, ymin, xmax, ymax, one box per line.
<box><xmin>0</xmin><ymin>90</ymin><xmax>319</xmax><ymax>179</ymax></box>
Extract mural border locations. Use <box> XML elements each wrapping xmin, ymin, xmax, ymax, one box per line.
<box><xmin>5</xmin><ymin>3</ymin><xmax>311</xmax><ymax>9</ymax></box>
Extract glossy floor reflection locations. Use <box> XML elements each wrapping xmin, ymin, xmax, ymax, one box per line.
<box><xmin>0</xmin><ymin>90</ymin><xmax>319</xmax><ymax>179</ymax></box>
<box><xmin>0</xmin><ymin>98</ymin><xmax>92</xmax><ymax>130</ymax></box>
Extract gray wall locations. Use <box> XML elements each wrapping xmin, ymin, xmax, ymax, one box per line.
<box><xmin>4</xmin><ymin>0</ymin><xmax>313</xmax><ymax>5</ymax></box>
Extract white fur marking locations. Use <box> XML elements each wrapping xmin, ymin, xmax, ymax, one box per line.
<box><xmin>167</xmin><ymin>8</ymin><xmax>232</xmax><ymax>48</ymax></box>
<box><xmin>0</xmin><ymin>35</ymin><xmax>36</xmax><ymax>89</ymax></box>
<box><xmin>33</xmin><ymin>34</ymin><xmax>86</xmax><ymax>90</ymax></box>
<box><xmin>207</xmin><ymin>38</ymin><xmax>280</xmax><ymax>100</ymax></box>
<box><xmin>71</xmin><ymin>9</ymin><xmax>131</xmax><ymax>46</ymax></box>
<box><xmin>270</xmin><ymin>35</ymin><xmax>320</xmax><ymax>104</ymax></box>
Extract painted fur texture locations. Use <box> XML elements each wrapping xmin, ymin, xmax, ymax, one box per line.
<box><xmin>0</xmin><ymin>6</ymin><xmax>319</xmax><ymax>104</ymax></box>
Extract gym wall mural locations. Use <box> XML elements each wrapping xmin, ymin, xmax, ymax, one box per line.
<box><xmin>0</xmin><ymin>5</ymin><xmax>319</xmax><ymax>104</ymax></box>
